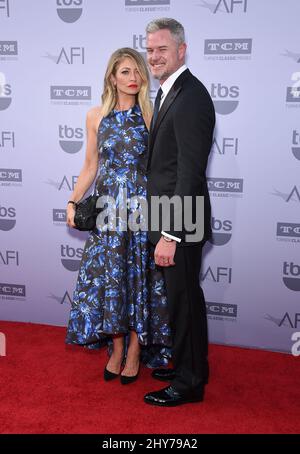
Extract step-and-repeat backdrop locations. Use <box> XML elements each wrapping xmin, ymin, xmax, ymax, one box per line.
<box><xmin>1</xmin><ymin>0</ymin><xmax>300</xmax><ymax>353</ymax></box>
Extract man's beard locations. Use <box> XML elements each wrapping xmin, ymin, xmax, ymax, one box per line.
<box><xmin>152</xmin><ymin>69</ymin><xmax>171</xmax><ymax>81</ymax></box>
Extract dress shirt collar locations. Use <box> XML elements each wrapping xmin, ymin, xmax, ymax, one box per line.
<box><xmin>160</xmin><ymin>64</ymin><xmax>187</xmax><ymax>100</ymax></box>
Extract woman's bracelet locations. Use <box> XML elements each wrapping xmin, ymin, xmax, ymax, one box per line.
<box><xmin>67</xmin><ymin>200</ymin><xmax>77</xmax><ymax>206</ymax></box>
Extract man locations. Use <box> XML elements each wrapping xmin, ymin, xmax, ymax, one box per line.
<box><xmin>144</xmin><ymin>18</ymin><xmax>215</xmax><ymax>406</ymax></box>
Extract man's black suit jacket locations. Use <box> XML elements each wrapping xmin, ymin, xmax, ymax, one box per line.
<box><xmin>146</xmin><ymin>68</ymin><xmax>215</xmax><ymax>246</ymax></box>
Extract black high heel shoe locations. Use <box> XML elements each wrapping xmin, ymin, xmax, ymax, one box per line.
<box><xmin>104</xmin><ymin>366</ymin><xmax>120</xmax><ymax>382</ymax></box>
<box><xmin>120</xmin><ymin>366</ymin><xmax>140</xmax><ymax>385</ymax></box>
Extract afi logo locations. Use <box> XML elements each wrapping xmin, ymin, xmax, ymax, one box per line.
<box><xmin>0</xmin><ymin>131</ymin><xmax>15</xmax><ymax>148</ymax></box>
<box><xmin>199</xmin><ymin>0</ymin><xmax>247</xmax><ymax>13</ymax></box>
<box><xmin>212</xmin><ymin>137</ymin><xmax>238</xmax><ymax>155</ymax></box>
<box><xmin>58</xmin><ymin>175</ymin><xmax>78</xmax><ymax>191</ymax></box>
<box><xmin>0</xmin><ymin>250</ymin><xmax>19</xmax><ymax>266</ymax></box>
<box><xmin>201</xmin><ymin>266</ymin><xmax>232</xmax><ymax>283</ymax></box>
<box><xmin>57</xmin><ymin>47</ymin><xmax>85</xmax><ymax>64</ymax></box>
<box><xmin>286</xmin><ymin>186</ymin><xmax>300</xmax><ymax>203</ymax></box>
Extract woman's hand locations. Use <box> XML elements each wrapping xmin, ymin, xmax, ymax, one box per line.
<box><xmin>66</xmin><ymin>203</ymin><xmax>76</xmax><ymax>228</ymax></box>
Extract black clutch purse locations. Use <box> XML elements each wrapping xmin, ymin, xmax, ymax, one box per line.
<box><xmin>74</xmin><ymin>194</ymin><xmax>101</xmax><ymax>231</ymax></box>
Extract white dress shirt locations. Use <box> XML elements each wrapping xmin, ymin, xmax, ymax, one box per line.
<box><xmin>158</xmin><ymin>64</ymin><xmax>188</xmax><ymax>243</ymax></box>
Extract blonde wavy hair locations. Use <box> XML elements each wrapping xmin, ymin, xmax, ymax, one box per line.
<box><xmin>101</xmin><ymin>48</ymin><xmax>152</xmax><ymax>129</ymax></box>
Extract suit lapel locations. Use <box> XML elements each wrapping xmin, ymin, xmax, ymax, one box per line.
<box><xmin>147</xmin><ymin>69</ymin><xmax>190</xmax><ymax>170</ymax></box>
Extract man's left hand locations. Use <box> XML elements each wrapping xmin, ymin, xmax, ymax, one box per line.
<box><xmin>154</xmin><ymin>237</ymin><xmax>176</xmax><ymax>267</ymax></box>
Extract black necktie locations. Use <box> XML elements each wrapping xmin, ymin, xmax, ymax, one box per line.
<box><xmin>151</xmin><ymin>87</ymin><xmax>163</xmax><ymax>132</ymax></box>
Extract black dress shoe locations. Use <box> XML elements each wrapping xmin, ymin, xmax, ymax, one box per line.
<box><xmin>151</xmin><ymin>368</ymin><xmax>176</xmax><ymax>382</ymax></box>
<box><xmin>144</xmin><ymin>385</ymin><xmax>204</xmax><ymax>407</ymax></box>
<box><xmin>152</xmin><ymin>368</ymin><xmax>209</xmax><ymax>384</ymax></box>
<box><xmin>104</xmin><ymin>366</ymin><xmax>119</xmax><ymax>382</ymax></box>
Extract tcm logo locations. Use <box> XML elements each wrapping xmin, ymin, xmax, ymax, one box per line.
<box><xmin>0</xmin><ymin>72</ymin><xmax>12</xmax><ymax>110</ymax></box>
<box><xmin>204</xmin><ymin>39</ymin><xmax>252</xmax><ymax>55</ymax></box>
<box><xmin>0</xmin><ymin>168</ymin><xmax>22</xmax><ymax>182</ymax></box>
<box><xmin>0</xmin><ymin>250</ymin><xmax>19</xmax><ymax>266</ymax></box>
<box><xmin>0</xmin><ymin>0</ymin><xmax>10</xmax><ymax>17</ymax></box>
<box><xmin>209</xmin><ymin>217</ymin><xmax>232</xmax><ymax>246</ymax></box>
<box><xmin>286</xmin><ymin>72</ymin><xmax>300</xmax><ymax>103</ymax></box>
<box><xmin>208</xmin><ymin>177</ymin><xmax>243</xmax><ymax>195</ymax></box>
<box><xmin>53</xmin><ymin>209</ymin><xmax>67</xmax><ymax>223</ymax></box>
<box><xmin>212</xmin><ymin>136</ymin><xmax>239</xmax><ymax>155</ymax></box>
<box><xmin>201</xmin><ymin>266</ymin><xmax>232</xmax><ymax>284</ymax></box>
<box><xmin>292</xmin><ymin>130</ymin><xmax>300</xmax><ymax>160</ymax></box>
<box><xmin>0</xmin><ymin>41</ymin><xmax>18</xmax><ymax>55</ymax></box>
<box><xmin>283</xmin><ymin>262</ymin><xmax>300</xmax><ymax>291</ymax></box>
<box><xmin>277</xmin><ymin>223</ymin><xmax>300</xmax><ymax>241</ymax></box>
<box><xmin>199</xmin><ymin>0</ymin><xmax>248</xmax><ymax>13</ymax></box>
<box><xmin>44</xmin><ymin>47</ymin><xmax>85</xmax><ymax>65</ymax></box>
<box><xmin>211</xmin><ymin>83</ymin><xmax>239</xmax><ymax>115</ymax></box>
<box><xmin>206</xmin><ymin>302</ymin><xmax>237</xmax><ymax>318</ymax></box>
<box><xmin>0</xmin><ymin>283</ymin><xmax>26</xmax><ymax>297</ymax></box>
<box><xmin>56</xmin><ymin>0</ymin><xmax>83</xmax><ymax>23</ymax></box>
<box><xmin>0</xmin><ymin>131</ymin><xmax>15</xmax><ymax>149</ymax></box>
<box><xmin>50</xmin><ymin>86</ymin><xmax>91</xmax><ymax>100</ymax></box>
<box><xmin>0</xmin><ymin>205</ymin><xmax>16</xmax><ymax>231</ymax></box>
<box><xmin>126</xmin><ymin>0</ymin><xmax>170</xmax><ymax>5</ymax></box>
<box><xmin>61</xmin><ymin>245</ymin><xmax>83</xmax><ymax>271</ymax></box>
<box><xmin>59</xmin><ymin>125</ymin><xmax>83</xmax><ymax>153</ymax></box>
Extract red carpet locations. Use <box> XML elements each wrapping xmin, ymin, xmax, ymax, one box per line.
<box><xmin>0</xmin><ymin>321</ymin><xmax>299</xmax><ymax>434</ymax></box>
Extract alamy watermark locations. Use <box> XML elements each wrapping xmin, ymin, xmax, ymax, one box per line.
<box><xmin>291</xmin><ymin>332</ymin><xmax>300</xmax><ymax>356</ymax></box>
<box><xmin>93</xmin><ymin>188</ymin><xmax>205</xmax><ymax>242</ymax></box>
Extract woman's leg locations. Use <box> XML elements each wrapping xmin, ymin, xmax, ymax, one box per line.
<box><xmin>121</xmin><ymin>330</ymin><xmax>140</xmax><ymax>377</ymax></box>
<box><xmin>106</xmin><ymin>334</ymin><xmax>124</xmax><ymax>374</ymax></box>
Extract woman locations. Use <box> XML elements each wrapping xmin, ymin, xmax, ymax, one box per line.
<box><xmin>65</xmin><ymin>48</ymin><xmax>170</xmax><ymax>384</ymax></box>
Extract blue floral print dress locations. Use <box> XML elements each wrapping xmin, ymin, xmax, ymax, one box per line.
<box><xmin>66</xmin><ymin>104</ymin><xmax>171</xmax><ymax>366</ymax></box>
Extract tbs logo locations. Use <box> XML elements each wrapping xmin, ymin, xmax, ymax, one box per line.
<box><xmin>209</xmin><ymin>217</ymin><xmax>232</xmax><ymax>245</ymax></box>
<box><xmin>59</xmin><ymin>125</ymin><xmax>83</xmax><ymax>154</ymax></box>
<box><xmin>283</xmin><ymin>262</ymin><xmax>300</xmax><ymax>291</ymax></box>
<box><xmin>0</xmin><ymin>205</ymin><xmax>16</xmax><ymax>231</ymax></box>
<box><xmin>56</xmin><ymin>0</ymin><xmax>83</xmax><ymax>23</ymax></box>
<box><xmin>61</xmin><ymin>244</ymin><xmax>83</xmax><ymax>271</ymax></box>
